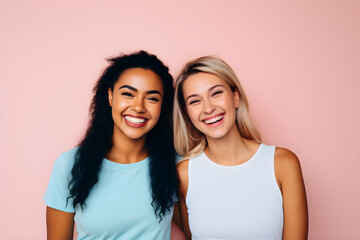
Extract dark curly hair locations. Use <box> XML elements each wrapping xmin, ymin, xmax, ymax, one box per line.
<box><xmin>68</xmin><ymin>50</ymin><xmax>177</xmax><ymax>221</ymax></box>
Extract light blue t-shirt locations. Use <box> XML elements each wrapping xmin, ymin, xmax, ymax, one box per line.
<box><xmin>44</xmin><ymin>147</ymin><xmax>173</xmax><ymax>240</ymax></box>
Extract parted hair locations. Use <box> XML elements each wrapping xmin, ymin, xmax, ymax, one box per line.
<box><xmin>173</xmin><ymin>56</ymin><xmax>261</xmax><ymax>161</ymax></box>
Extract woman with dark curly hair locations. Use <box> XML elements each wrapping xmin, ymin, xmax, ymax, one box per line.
<box><xmin>44</xmin><ymin>51</ymin><xmax>178</xmax><ymax>239</ymax></box>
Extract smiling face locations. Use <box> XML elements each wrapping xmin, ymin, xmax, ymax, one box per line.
<box><xmin>108</xmin><ymin>68</ymin><xmax>164</xmax><ymax>141</ymax></box>
<box><xmin>182</xmin><ymin>72</ymin><xmax>240</xmax><ymax>140</ymax></box>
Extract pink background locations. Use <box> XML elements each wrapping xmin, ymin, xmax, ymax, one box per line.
<box><xmin>1</xmin><ymin>0</ymin><xmax>359</xmax><ymax>239</ymax></box>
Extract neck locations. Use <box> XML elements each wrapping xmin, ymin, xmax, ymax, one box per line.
<box><xmin>205</xmin><ymin>125</ymin><xmax>249</xmax><ymax>165</ymax></box>
<box><xmin>107</xmin><ymin>128</ymin><xmax>148</xmax><ymax>164</ymax></box>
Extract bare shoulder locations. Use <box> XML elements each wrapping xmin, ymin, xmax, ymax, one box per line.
<box><xmin>274</xmin><ymin>147</ymin><xmax>308</xmax><ymax>239</ymax></box>
<box><xmin>275</xmin><ymin>147</ymin><xmax>301</xmax><ymax>169</ymax></box>
<box><xmin>176</xmin><ymin>159</ymin><xmax>190</xmax><ymax>181</ymax></box>
<box><xmin>176</xmin><ymin>159</ymin><xmax>190</xmax><ymax>199</ymax></box>
<box><xmin>274</xmin><ymin>147</ymin><xmax>304</xmax><ymax>188</ymax></box>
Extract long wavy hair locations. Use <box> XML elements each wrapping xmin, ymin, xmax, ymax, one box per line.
<box><xmin>173</xmin><ymin>56</ymin><xmax>261</xmax><ymax>162</ymax></box>
<box><xmin>68</xmin><ymin>50</ymin><xmax>177</xmax><ymax>220</ymax></box>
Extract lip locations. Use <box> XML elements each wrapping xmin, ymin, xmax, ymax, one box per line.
<box><xmin>123</xmin><ymin>115</ymin><xmax>148</xmax><ymax>128</ymax></box>
<box><xmin>202</xmin><ymin>113</ymin><xmax>225</xmax><ymax>127</ymax></box>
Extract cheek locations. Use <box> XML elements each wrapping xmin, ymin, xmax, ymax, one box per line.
<box><xmin>186</xmin><ymin>107</ymin><xmax>200</xmax><ymax>125</ymax></box>
<box><xmin>219</xmin><ymin>95</ymin><xmax>230</xmax><ymax>105</ymax></box>
<box><xmin>150</xmin><ymin>104</ymin><xmax>162</xmax><ymax>120</ymax></box>
<box><xmin>221</xmin><ymin>95</ymin><xmax>236</xmax><ymax>109</ymax></box>
<box><xmin>112</xmin><ymin>96</ymin><xmax>128</xmax><ymax>109</ymax></box>
<box><xmin>112</xmin><ymin>102</ymin><xmax>126</xmax><ymax>116</ymax></box>
<box><xmin>223</xmin><ymin>97</ymin><xmax>237</xmax><ymax>119</ymax></box>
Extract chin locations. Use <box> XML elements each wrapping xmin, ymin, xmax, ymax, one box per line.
<box><xmin>121</xmin><ymin>130</ymin><xmax>147</xmax><ymax>140</ymax></box>
<box><xmin>127</xmin><ymin>135</ymin><xmax>147</xmax><ymax>141</ymax></box>
<box><xmin>203</xmin><ymin>131</ymin><xmax>228</xmax><ymax>140</ymax></box>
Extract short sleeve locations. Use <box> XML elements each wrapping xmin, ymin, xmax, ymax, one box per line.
<box><xmin>43</xmin><ymin>150</ymin><xmax>76</xmax><ymax>213</ymax></box>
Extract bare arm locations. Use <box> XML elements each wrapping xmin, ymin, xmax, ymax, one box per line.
<box><xmin>275</xmin><ymin>148</ymin><xmax>308</xmax><ymax>240</ymax></box>
<box><xmin>46</xmin><ymin>206</ymin><xmax>75</xmax><ymax>240</ymax></box>
<box><xmin>172</xmin><ymin>201</ymin><xmax>183</xmax><ymax>230</ymax></box>
<box><xmin>177</xmin><ymin>160</ymin><xmax>191</xmax><ymax>240</ymax></box>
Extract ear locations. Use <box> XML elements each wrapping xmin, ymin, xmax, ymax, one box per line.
<box><xmin>108</xmin><ymin>87</ymin><xmax>113</xmax><ymax>107</ymax></box>
<box><xmin>234</xmin><ymin>88</ymin><xmax>240</xmax><ymax>108</ymax></box>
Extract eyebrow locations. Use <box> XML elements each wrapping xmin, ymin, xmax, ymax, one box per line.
<box><xmin>119</xmin><ymin>85</ymin><xmax>162</xmax><ymax>96</ymax></box>
<box><xmin>146</xmin><ymin>90</ymin><xmax>162</xmax><ymax>96</ymax></box>
<box><xmin>119</xmin><ymin>85</ymin><xmax>137</xmax><ymax>91</ymax></box>
<box><xmin>185</xmin><ymin>84</ymin><xmax>225</xmax><ymax>101</ymax></box>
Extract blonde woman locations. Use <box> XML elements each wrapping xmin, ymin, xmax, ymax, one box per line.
<box><xmin>173</xmin><ymin>56</ymin><xmax>308</xmax><ymax>240</ymax></box>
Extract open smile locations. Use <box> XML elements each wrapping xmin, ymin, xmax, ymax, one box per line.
<box><xmin>202</xmin><ymin>113</ymin><xmax>225</xmax><ymax>127</ymax></box>
<box><xmin>124</xmin><ymin>115</ymin><xmax>148</xmax><ymax>128</ymax></box>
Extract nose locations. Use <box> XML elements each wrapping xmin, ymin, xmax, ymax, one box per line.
<box><xmin>203</xmin><ymin>99</ymin><xmax>215</xmax><ymax>114</ymax></box>
<box><xmin>131</xmin><ymin>96</ymin><xmax>146</xmax><ymax>113</ymax></box>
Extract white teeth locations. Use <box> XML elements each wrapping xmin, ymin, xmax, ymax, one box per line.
<box><xmin>204</xmin><ymin>115</ymin><xmax>224</xmax><ymax>124</ymax></box>
<box><xmin>125</xmin><ymin>116</ymin><xmax>146</xmax><ymax>124</ymax></box>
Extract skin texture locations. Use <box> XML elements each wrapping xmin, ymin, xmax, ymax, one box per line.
<box><xmin>177</xmin><ymin>72</ymin><xmax>308</xmax><ymax>240</ymax></box>
<box><xmin>183</xmin><ymin>73</ymin><xmax>239</xmax><ymax>141</ymax></box>
<box><xmin>275</xmin><ymin>147</ymin><xmax>308</xmax><ymax>240</ymax></box>
<box><xmin>46</xmin><ymin>68</ymin><xmax>164</xmax><ymax>239</ymax></box>
<box><xmin>177</xmin><ymin>160</ymin><xmax>191</xmax><ymax>240</ymax></box>
<box><xmin>106</xmin><ymin>68</ymin><xmax>163</xmax><ymax>163</ymax></box>
<box><xmin>46</xmin><ymin>207</ymin><xmax>74</xmax><ymax>240</ymax></box>
<box><xmin>172</xmin><ymin>202</ymin><xmax>183</xmax><ymax>231</ymax></box>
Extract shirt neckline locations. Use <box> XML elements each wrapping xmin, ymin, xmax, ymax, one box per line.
<box><xmin>103</xmin><ymin>157</ymin><xmax>149</xmax><ymax>169</ymax></box>
<box><xmin>201</xmin><ymin>143</ymin><xmax>264</xmax><ymax>169</ymax></box>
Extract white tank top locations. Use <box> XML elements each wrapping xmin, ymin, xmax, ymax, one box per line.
<box><xmin>186</xmin><ymin>144</ymin><xmax>283</xmax><ymax>240</ymax></box>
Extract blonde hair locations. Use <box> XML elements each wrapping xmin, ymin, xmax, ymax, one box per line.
<box><xmin>173</xmin><ymin>56</ymin><xmax>261</xmax><ymax>162</ymax></box>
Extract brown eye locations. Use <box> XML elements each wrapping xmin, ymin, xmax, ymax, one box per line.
<box><xmin>121</xmin><ymin>92</ymin><xmax>133</xmax><ymax>97</ymax></box>
<box><xmin>147</xmin><ymin>97</ymin><xmax>159</xmax><ymax>102</ymax></box>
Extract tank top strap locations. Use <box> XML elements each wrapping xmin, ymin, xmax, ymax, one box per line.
<box><xmin>253</xmin><ymin>144</ymin><xmax>276</xmax><ymax>166</ymax></box>
<box><xmin>255</xmin><ymin>144</ymin><xmax>283</xmax><ymax>207</ymax></box>
<box><xmin>186</xmin><ymin>144</ymin><xmax>283</xmax><ymax>240</ymax></box>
